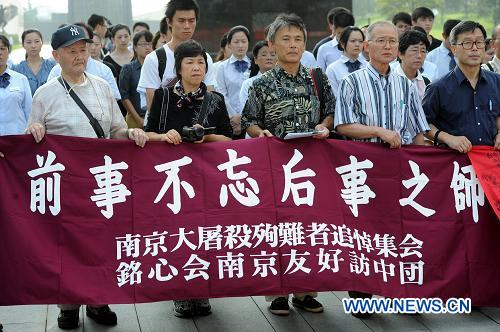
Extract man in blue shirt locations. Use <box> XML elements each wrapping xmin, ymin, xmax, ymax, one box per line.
<box><xmin>423</xmin><ymin>21</ymin><xmax>500</xmax><ymax>152</ymax></box>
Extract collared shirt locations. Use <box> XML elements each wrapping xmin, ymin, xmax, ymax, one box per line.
<box><xmin>427</xmin><ymin>43</ymin><xmax>456</xmax><ymax>80</ymax></box>
<box><xmin>316</xmin><ymin>37</ymin><xmax>342</xmax><ymax>72</ymax></box>
<box><xmin>390</xmin><ymin>59</ymin><xmax>437</xmax><ymax>82</ymax></box>
<box><xmin>48</xmin><ymin>57</ymin><xmax>121</xmax><ymax>100</ymax></box>
<box><xmin>216</xmin><ymin>54</ymin><xmax>251</xmax><ymax>116</ymax></box>
<box><xmin>422</xmin><ymin>66</ymin><xmax>499</xmax><ymax>146</ymax></box>
<box><xmin>137</xmin><ymin>43</ymin><xmax>216</xmax><ymax>108</ymax></box>
<box><xmin>313</xmin><ymin>36</ymin><xmax>333</xmax><ymax>58</ymax></box>
<box><xmin>335</xmin><ymin>64</ymin><xmax>430</xmax><ymax>145</ymax></box>
<box><xmin>11</xmin><ymin>58</ymin><xmax>56</xmax><ymax>95</ymax></box>
<box><xmin>119</xmin><ymin>59</ymin><xmax>146</xmax><ymax>117</ymax></box>
<box><xmin>326</xmin><ymin>54</ymin><xmax>368</xmax><ymax>98</ymax></box>
<box><xmin>301</xmin><ymin>51</ymin><xmax>317</xmax><ymax>69</ymax></box>
<box><xmin>482</xmin><ymin>55</ymin><xmax>500</xmax><ymax>73</ymax></box>
<box><xmin>241</xmin><ymin>64</ymin><xmax>335</xmax><ymax>138</ymax></box>
<box><xmin>393</xmin><ymin>63</ymin><xmax>427</xmax><ymax>102</ymax></box>
<box><xmin>239</xmin><ymin>72</ymin><xmax>262</xmax><ymax>111</ymax></box>
<box><xmin>29</xmin><ymin>73</ymin><xmax>126</xmax><ymax>139</ymax></box>
<box><xmin>0</xmin><ymin>68</ymin><xmax>32</xmax><ymax>136</ymax></box>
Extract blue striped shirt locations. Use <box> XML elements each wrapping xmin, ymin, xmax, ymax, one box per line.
<box><xmin>334</xmin><ymin>64</ymin><xmax>430</xmax><ymax>144</ymax></box>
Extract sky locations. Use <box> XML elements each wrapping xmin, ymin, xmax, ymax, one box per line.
<box><xmin>17</xmin><ymin>0</ymin><xmax>166</xmax><ymax>18</ymax></box>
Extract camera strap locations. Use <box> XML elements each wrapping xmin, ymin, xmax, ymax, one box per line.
<box><xmin>158</xmin><ymin>86</ymin><xmax>170</xmax><ymax>133</ymax></box>
<box><xmin>58</xmin><ymin>76</ymin><xmax>105</xmax><ymax>139</ymax></box>
<box><xmin>196</xmin><ymin>91</ymin><xmax>212</xmax><ymax>126</ymax></box>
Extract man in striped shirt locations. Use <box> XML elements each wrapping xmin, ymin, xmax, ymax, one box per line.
<box><xmin>334</xmin><ymin>21</ymin><xmax>430</xmax><ymax>318</ymax></box>
<box><xmin>335</xmin><ymin>21</ymin><xmax>430</xmax><ymax>149</ymax></box>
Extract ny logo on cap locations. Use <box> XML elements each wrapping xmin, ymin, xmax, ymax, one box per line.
<box><xmin>70</xmin><ymin>27</ymin><xmax>80</xmax><ymax>36</ymax></box>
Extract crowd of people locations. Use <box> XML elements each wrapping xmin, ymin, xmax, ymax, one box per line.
<box><xmin>0</xmin><ymin>0</ymin><xmax>499</xmax><ymax>330</ymax></box>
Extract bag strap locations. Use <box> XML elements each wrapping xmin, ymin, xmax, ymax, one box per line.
<box><xmin>156</xmin><ymin>47</ymin><xmax>167</xmax><ymax>83</ymax></box>
<box><xmin>57</xmin><ymin>76</ymin><xmax>105</xmax><ymax>139</ymax></box>
<box><xmin>486</xmin><ymin>62</ymin><xmax>494</xmax><ymax>72</ymax></box>
<box><xmin>196</xmin><ymin>91</ymin><xmax>212</xmax><ymax>126</ymax></box>
<box><xmin>310</xmin><ymin>67</ymin><xmax>325</xmax><ymax>118</ymax></box>
<box><xmin>158</xmin><ymin>86</ymin><xmax>170</xmax><ymax>133</ymax></box>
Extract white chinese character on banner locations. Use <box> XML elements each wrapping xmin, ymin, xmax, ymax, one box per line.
<box><xmin>250</xmin><ymin>251</ymin><xmax>278</xmax><ymax>277</ymax></box>
<box><xmin>182</xmin><ymin>254</ymin><xmax>210</xmax><ymax>281</ymax></box>
<box><xmin>450</xmin><ymin>161</ymin><xmax>485</xmax><ymax>223</ymax></box>
<box><xmin>143</xmin><ymin>231</ymin><xmax>168</xmax><ymax>257</ymax></box>
<box><xmin>335</xmin><ymin>156</ymin><xmax>376</xmax><ymax>217</ymax></box>
<box><xmin>306</xmin><ymin>223</ymin><xmax>330</xmax><ymax>246</ymax></box>
<box><xmin>317</xmin><ymin>248</ymin><xmax>344</xmax><ymax>273</ymax></box>
<box><xmin>282</xmin><ymin>149</ymin><xmax>316</xmax><ymax>206</ymax></box>
<box><xmin>283</xmin><ymin>250</ymin><xmax>311</xmax><ymax>274</ymax></box>
<box><xmin>148</xmin><ymin>258</ymin><xmax>178</xmax><ymax>281</ymax></box>
<box><xmin>171</xmin><ymin>228</ymin><xmax>197</xmax><ymax>252</ymax></box>
<box><xmin>116</xmin><ymin>234</ymin><xmax>141</xmax><ymax>260</ymax></box>
<box><xmin>224</xmin><ymin>225</ymin><xmax>253</xmax><ymax>249</ymax></box>
<box><xmin>400</xmin><ymin>261</ymin><xmax>424</xmax><ymax>285</ymax></box>
<box><xmin>217</xmin><ymin>252</ymin><xmax>245</xmax><ymax>279</ymax></box>
<box><xmin>399</xmin><ymin>234</ymin><xmax>423</xmax><ymax>258</ymax></box>
<box><xmin>89</xmin><ymin>156</ymin><xmax>131</xmax><ymax>219</ymax></box>
<box><xmin>198</xmin><ymin>225</ymin><xmax>223</xmax><ymax>250</ymax></box>
<box><xmin>252</xmin><ymin>223</ymin><xmax>279</xmax><ymax>248</ymax></box>
<box><xmin>154</xmin><ymin>156</ymin><xmax>195</xmax><ymax>214</ymax></box>
<box><xmin>349</xmin><ymin>251</ymin><xmax>370</xmax><ymax>276</ymax></box>
<box><xmin>353</xmin><ymin>229</ymin><xmax>374</xmax><ymax>253</ymax></box>
<box><xmin>218</xmin><ymin>149</ymin><xmax>260</xmax><ymax>207</ymax></box>
<box><xmin>373</xmin><ymin>233</ymin><xmax>398</xmax><ymax>258</ymax></box>
<box><xmin>278</xmin><ymin>222</ymin><xmax>306</xmax><ymax>247</ymax></box>
<box><xmin>116</xmin><ymin>261</ymin><xmax>142</xmax><ymax>287</ymax></box>
<box><xmin>331</xmin><ymin>224</ymin><xmax>354</xmax><ymax>248</ymax></box>
<box><xmin>399</xmin><ymin>160</ymin><xmax>435</xmax><ymax>217</ymax></box>
<box><xmin>27</xmin><ymin>150</ymin><xmax>66</xmax><ymax>216</ymax></box>
<box><xmin>373</xmin><ymin>258</ymin><xmax>395</xmax><ymax>282</ymax></box>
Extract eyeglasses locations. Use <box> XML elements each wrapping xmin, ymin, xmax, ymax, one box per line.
<box><xmin>137</xmin><ymin>42</ymin><xmax>153</xmax><ymax>47</ymax></box>
<box><xmin>369</xmin><ymin>38</ymin><xmax>399</xmax><ymax>47</ymax></box>
<box><xmin>454</xmin><ymin>40</ymin><xmax>486</xmax><ymax>49</ymax></box>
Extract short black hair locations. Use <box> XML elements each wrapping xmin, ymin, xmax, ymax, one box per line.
<box><xmin>74</xmin><ymin>22</ymin><xmax>94</xmax><ymax>39</ymax></box>
<box><xmin>174</xmin><ymin>39</ymin><xmax>208</xmax><ymax>79</ymax></box>
<box><xmin>159</xmin><ymin>17</ymin><xmax>168</xmax><ymax>35</ymax></box>
<box><xmin>133</xmin><ymin>30</ymin><xmax>153</xmax><ymax>46</ymax></box>
<box><xmin>87</xmin><ymin>14</ymin><xmax>107</xmax><ymax>29</ymax></box>
<box><xmin>111</xmin><ymin>24</ymin><xmax>131</xmax><ymax>39</ymax></box>
<box><xmin>411</xmin><ymin>7</ymin><xmax>434</xmax><ymax>22</ymax></box>
<box><xmin>392</xmin><ymin>12</ymin><xmax>411</xmax><ymax>26</ymax></box>
<box><xmin>443</xmin><ymin>19</ymin><xmax>461</xmax><ymax>37</ymax></box>
<box><xmin>327</xmin><ymin>7</ymin><xmax>350</xmax><ymax>25</ymax></box>
<box><xmin>22</xmin><ymin>29</ymin><xmax>43</xmax><ymax>43</ymax></box>
<box><xmin>449</xmin><ymin>20</ymin><xmax>487</xmax><ymax>45</ymax></box>
<box><xmin>411</xmin><ymin>26</ymin><xmax>426</xmax><ymax>34</ymax></box>
<box><xmin>227</xmin><ymin>25</ymin><xmax>250</xmax><ymax>44</ymax></box>
<box><xmin>338</xmin><ymin>26</ymin><xmax>364</xmax><ymax>51</ymax></box>
<box><xmin>165</xmin><ymin>0</ymin><xmax>200</xmax><ymax>21</ymax></box>
<box><xmin>0</xmin><ymin>34</ymin><xmax>11</xmax><ymax>52</ymax></box>
<box><xmin>399</xmin><ymin>29</ymin><xmax>429</xmax><ymax>53</ymax></box>
<box><xmin>333</xmin><ymin>12</ymin><xmax>355</xmax><ymax>29</ymax></box>
<box><xmin>133</xmin><ymin>22</ymin><xmax>150</xmax><ymax>32</ymax></box>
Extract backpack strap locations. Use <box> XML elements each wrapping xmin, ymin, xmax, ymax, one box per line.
<box><xmin>310</xmin><ymin>67</ymin><xmax>325</xmax><ymax>118</ymax></box>
<box><xmin>156</xmin><ymin>47</ymin><xmax>167</xmax><ymax>83</ymax></box>
<box><xmin>158</xmin><ymin>86</ymin><xmax>170</xmax><ymax>133</ymax></box>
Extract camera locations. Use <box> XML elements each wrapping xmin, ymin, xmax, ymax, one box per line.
<box><xmin>182</xmin><ymin>126</ymin><xmax>216</xmax><ymax>142</ymax></box>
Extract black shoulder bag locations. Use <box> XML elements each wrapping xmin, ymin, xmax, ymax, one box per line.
<box><xmin>57</xmin><ymin>76</ymin><xmax>105</xmax><ymax>139</ymax></box>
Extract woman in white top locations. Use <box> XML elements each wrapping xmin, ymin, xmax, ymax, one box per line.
<box><xmin>325</xmin><ymin>26</ymin><xmax>367</xmax><ymax>97</ymax></box>
<box><xmin>239</xmin><ymin>41</ymin><xmax>277</xmax><ymax>111</ymax></box>
<box><xmin>216</xmin><ymin>25</ymin><xmax>251</xmax><ymax>138</ymax></box>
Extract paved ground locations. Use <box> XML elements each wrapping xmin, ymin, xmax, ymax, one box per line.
<box><xmin>1</xmin><ymin>292</ymin><xmax>500</xmax><ymax>331</ymax></box>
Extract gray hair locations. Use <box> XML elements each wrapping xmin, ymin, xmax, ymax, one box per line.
<box><xmin>365</xmin><ymin>21</ymin><xmax>397</xmax><ymax>40</ymax></box>
<box><xmin>449</xmin><ymin>21</ymin><xmax>487</xmax><ymax>45</ymax></box>
<box><xmin>267</xmin><ymin>13</ymin><xmax>307</xmax><ymax>43</ymax></box>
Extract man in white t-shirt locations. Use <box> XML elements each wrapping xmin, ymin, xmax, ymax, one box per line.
<box><xmin>137</xmin><ymin>0</ymin><xmax>215</xmax><ymax>114</ymax></box>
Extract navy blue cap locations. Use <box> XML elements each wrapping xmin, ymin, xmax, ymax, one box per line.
<box><xmin>51</xmin><ymin>25</ymin><xmax>93</xmax><ymax>50</ymax></box>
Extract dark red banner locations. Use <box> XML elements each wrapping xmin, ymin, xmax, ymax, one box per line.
<box><xmin>0</xmin><ymin>135</ymin><xmax>498</xmax><ymax>306</ymax></box>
